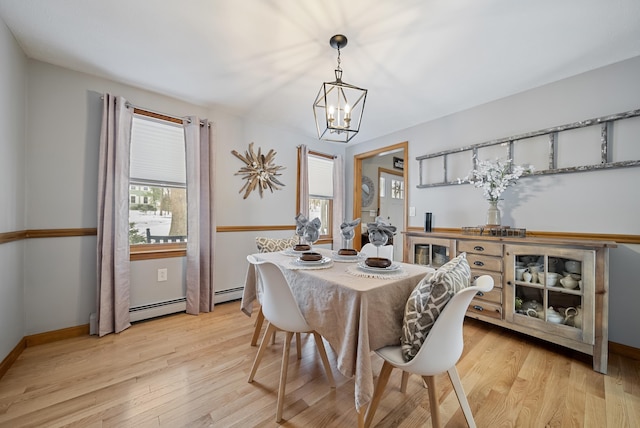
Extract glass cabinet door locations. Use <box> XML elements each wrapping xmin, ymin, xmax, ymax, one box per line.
<box><xmin>504</xmin><ymin>245</ymin><xmax>595</xmax><ymax>344</ymax></box>
<box><xmin>410</xmin><ymin>237</ymin><xmax>454</xmax><ymax>268</ymax></box>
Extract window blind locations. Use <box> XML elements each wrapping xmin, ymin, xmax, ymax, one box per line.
<box><xmin>130</xmin><ymin>115</ymin><xmax>186</xmax><ymax>186</ymax></box>
<box><xmin>308</xmin><ymin>155</ymin><xmax>334</xmax><ymax>197</ymax></box>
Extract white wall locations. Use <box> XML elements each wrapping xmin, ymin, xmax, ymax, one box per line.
<box><xmin>346</xmin><ymin>56</ymin><xmax>640</xmax><ymax>348</ymax></box>
<box><xmin>22</xmin><ymin>60</ymin><xmax>345</xmax><ymax>335</ymax></box>
<box><xmin>0</xmin><ymin>17</ymin><xmax>27</xmax><ymax>361</ymax></box>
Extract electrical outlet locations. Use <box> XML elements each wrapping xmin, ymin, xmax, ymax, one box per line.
<box><xmin>157</xmin><ymin>268</ymin><xmax>168</xmax><ymax>282</ymax></box>
<box><xmin>409</xmin><ymin>206</ymin><xmax>416</xmax><ymax>217</ymax></box>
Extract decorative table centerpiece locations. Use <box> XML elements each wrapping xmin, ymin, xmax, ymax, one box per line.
<box><xmin>366</xmin><ymin>217</ymin><xmax>397</xmax><ymax>263</ymax></box>
<box><xmin>339</xmin><ymin>218</ymin><xmax>361</xmax><ymax>255</ymax></box>
<box><xmin>294</xmin><ymin>213</ymin><xmax>320</xmax><ymax>251</ymax></box>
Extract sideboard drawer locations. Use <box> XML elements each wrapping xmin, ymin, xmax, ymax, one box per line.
<box><xmin>472</xmin><ymin>287</ymin><xmax>502</xmax><ymax>305</ymax></box>
<box><xmin>467</xmin><ymin>300</ymin><xmax>502</xmax><ymax>320</ymax></box>
<box><xmin>458</xmin><ymin>240</ymin><xmax>503</xmax><ymax>257</ymax></box>
<box><xmin>470</xmin><ymin>270</ymin><xmax>502</xmax><ymax>289</ymax></box>
<box><xmin>466</xmin><ymin>253</ymin><xmax>502</xmax><ymax>272</ymax></box>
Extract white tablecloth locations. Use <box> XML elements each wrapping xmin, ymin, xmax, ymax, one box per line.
<box><xmin>241</xmin><ymin>248</ymin><xmax>432</xmax><ymax>411</ymax></box>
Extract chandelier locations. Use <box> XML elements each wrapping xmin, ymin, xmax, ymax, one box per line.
<box><xmin>313</xmin><ymin>34</ymin><xmax>368</xmax><ymax>143</ymax></box>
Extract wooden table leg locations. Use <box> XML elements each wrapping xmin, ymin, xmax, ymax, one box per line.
<box><xmin>250</xmin><ymin>307</ymin><xmax>265</xmax><ymax>346</ymax></box>
<box><xmin>358</xmin><ymin>405</ymin><xmax>365</xmax><ymax>428</ymax></box>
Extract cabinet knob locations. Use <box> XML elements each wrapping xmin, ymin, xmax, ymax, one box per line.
<box><xmin>474</xmin><ymin>261</ymin><xmax>485</xmax><ymax>266</ymax></box>
<box><xmin>507</xmin><ymin>281</ymin><xmax>512</xmax><ymax>286</ymax></box>
<box><xmin>476</xmin><ymin>291</ymin><xmax>484</xmax><ymax>297</ymax></box>
<box><xmin>473</xmin><ymin>305</ymin><xmax>484</xmax><ymax>311</ymax></box>
<box><xmin>474</xmin><ymin>246</ymin><xmax>485</xmax><ymax>251</ymax></box>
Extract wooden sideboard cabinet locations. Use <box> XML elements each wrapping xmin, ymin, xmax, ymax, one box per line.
<box><xmin>404</xmin><ymin>231</ymin><xmax>615</xmax><ymax>374</ymax></box>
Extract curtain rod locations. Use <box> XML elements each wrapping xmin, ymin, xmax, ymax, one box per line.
<box><xmin>100</xmin><ymin>95</ymin><xmax>210</xmax><ymax>127</ymax></box>
<box><xmin>297</xmin><ymin>145</ymin><xmax>338</xmax><ymax>159</ymax></box>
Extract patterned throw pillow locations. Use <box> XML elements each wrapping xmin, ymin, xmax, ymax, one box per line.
<box><xmin>255</xmin><ymin>236</ymin><xmax>297</xmax><ymax>253</ymax></box>
<box><xmin>400</xmin><ymin>253</ymin><xmax>471</xmax><ymax>361</ymax></box>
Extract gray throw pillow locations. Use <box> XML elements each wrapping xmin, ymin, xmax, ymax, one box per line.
<box><xmin>400</xmin><ymin>252</ymin><xmax>471</xmax><ymax>361</ymax></box>
<box><xmin>255</xmin><ymin>236</ymin><xmax>297</xmax><ymax>253</ymax></box>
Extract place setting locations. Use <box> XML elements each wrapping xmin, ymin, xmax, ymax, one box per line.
<box><xmin>287</xmin><ymin>214</ymin><xmax>333</xmax><ymax>269</ymax></box>
<box><xmin>331</xmin><ymin>219</ymin><xmax>367</xmax><ymax>262</ymax></box>
<box><xmin>289</xmin><ymin>251</ymin><xmax>333</xmax><ymax>270</ymax></box>
<box><xmin>346</xmin><ymin>218</ymin><xmax>408</xmax><ymax>278</ymax></box>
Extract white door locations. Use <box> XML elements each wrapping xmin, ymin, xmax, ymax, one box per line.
<box><xmin>379</xmin><ymin>170</ymin><xmax>404</xmax><ymax>261</ymax></box>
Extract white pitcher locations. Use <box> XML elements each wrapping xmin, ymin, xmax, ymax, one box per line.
<box><xmin>565</xmin><ymin>306</ymin><xmax>583</xmax><ymax>329</ymax></box>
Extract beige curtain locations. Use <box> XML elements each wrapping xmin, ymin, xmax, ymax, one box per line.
<box><xmin>332</xmin><ymin>154</ymin><xmax>344</xmax><ymax>249</ymax></box>
<box><xmin>97</xmin><ymin>93</ymin><xmax>133</xmax><ymax>337</ymax></box>
<box><xmin>298</xmin><ymin>145</ymin><xmax>309</xmax><ymax>216</ymax></box>
<box><xmin>184</xmin><ymin>117</ymin><xmax>215</xmax><ymax>314</ymax></box>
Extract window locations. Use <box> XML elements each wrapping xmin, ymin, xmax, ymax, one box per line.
<box><xmin>391</xmin><ymin>178</ymin><xmax>404</xmax><ymax>199</ymax></box>
<box><xmin>128</xmin><ymin>111</ymin><xmax>188</xmax><ymax>246</ymax></box>
<box><xmin>307</xmin><ymin>152</ymin><xmax>334</xmax><ymax>239</ymax></box>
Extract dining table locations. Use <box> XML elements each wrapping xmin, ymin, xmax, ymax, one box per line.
<box><xmin>241</xmin><ymin>247</ymin><xmax>433</xmax><ymax>425</ymax></box>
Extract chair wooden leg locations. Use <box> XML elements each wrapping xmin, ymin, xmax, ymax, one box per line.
<box><xmin>364</xmin><ymin>361</ymin><xmax>394</xmax><ymax>428</ymax></box>
<box><xmin>248</xmin><ymin>322</ymin><xmax>276</xmax><ymax>383</ymax></box>
<box><xmin>400</xmin><ymin>371</ymin><xmax>410</xmax><ymax>393</ymax></box>
<box><xmin>400</xmin><ymin>371</ymin><xmax>427</xmax><ymax>392</ymax></box>
<box><xmin>276</xmin><ymin>331</ymin><xmax>294</xmax><ymax>422</ymax></box>
<box><xmin>312</xmin><ymin>332</ymin><xmax>335</xmax><ymax>388</ymax></box>
<box><xmin>250</xmin><ymin>307</ymin><xmax>265</xmax><ymax>346</ymax></box>
<box><xmin>448</xmin><ymin>367</ymin><xmax>476</xmax><ymax>428</ymax></box>
<box><xmin>423</xmin><ymin>375</ymin><xmax>441</xmax><ymax>428</ymax></box>
<box><xmin>296</xmin><ymin>332</ymin><xmax>302</xmax><ymax>359</ymax></box>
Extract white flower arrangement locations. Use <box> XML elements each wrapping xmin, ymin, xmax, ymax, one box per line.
<box><xmin>460</xmin><ymin>157</ymin><xmax>533</xmax><ymax>202</ymax></box>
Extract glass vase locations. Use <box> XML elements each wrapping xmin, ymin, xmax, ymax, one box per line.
<box><xmin>486</xmin><ymin>200</ymin><xmax>501</xmax><ymax>226</ymax></box>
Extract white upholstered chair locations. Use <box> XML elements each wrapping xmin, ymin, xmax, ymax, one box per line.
<box><xmin>364</xmin><ymin>275</ymin><xmax>494</xmax><ymax>428</ymax></box>
<box><xmin>360</xmin><ymin>243</ymin><xmax>394</xmax><ymax>260</ymax></box>
<box><xmin>246</xmin><ymin>255</ymin><xmax>335</xmax><ymax>422</ymax></box>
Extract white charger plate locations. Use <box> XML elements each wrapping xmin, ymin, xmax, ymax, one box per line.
<box><xmin>357</xmin><ymin>261</ymin><xmax>401</xmax><ymax>273</ymax></box>
<box><xmin>294</xmin><ymin>257</ymin><xmax>332</xmax><ymax>266</ymax></box>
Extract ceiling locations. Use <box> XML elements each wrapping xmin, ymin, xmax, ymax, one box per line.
<box><xmin>1</xmin><ymin>0</ymin><xmax>640</xmax><ymax>143</ymax></box>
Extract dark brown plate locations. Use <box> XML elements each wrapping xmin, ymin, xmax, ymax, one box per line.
<box><xmin>338</xmin><ymin>248</ymin><xmax>358</xmax><ymax>256</ymax></box>
<box><xmin>300</xmin><ymin>252</ymin><xmax>322</xmax><ymax>262</ymax></box>
<box><xmin>365</xmin><ymin>257</ymin><xmax>392</xmax><ymax>268</ymax></box>
<box><xmin>294</xmin><ymin>244</ymin><xmax>311</xmax><ymax>251</ymax></box>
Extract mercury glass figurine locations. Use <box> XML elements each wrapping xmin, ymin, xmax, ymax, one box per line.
<box><xmin>339</xmin><ymin>218</ymin><xmax>360</xmax><ymax>249</ymax></box>
<box><xmin>366</xmin><ymin>217</ymin><xmax>396</xmax><ymax>258</ymax></box>
<box><xmin>303</xmin><ymin>217</ymin><xmax>322</xmax><ymax>246</ymax></box>
<box><xmin>294</xmin><ymin>213</ymin><xmax>309</xmax><ymax>245</ymax></box>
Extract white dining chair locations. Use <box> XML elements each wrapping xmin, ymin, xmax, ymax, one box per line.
<box><xmin>361</xmin><ymin>242</ymin><xmax>394</xmax><ymax>260</ymax></box>
<box><xmin>246</xmin><ymin>255</ymin><xmax>336</xmax><ymax>422</ymax></box>
<box><xmin>250</xmin><ymin>236</ymin><xmax>300</xmax><ymax>349</ymax></box>
<box><xmin>364</xmin><ymin>275</ymin><xmax>494</xmax><ymax>428</ymax></box>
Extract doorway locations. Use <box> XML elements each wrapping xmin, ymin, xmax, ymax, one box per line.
<box><xmin>353</xmin><ymin>141</ymin><xmax>408</xmax><ymax>260</ymax></box>
<box><xmin>378</xmin><ymin>168</ymin><xmax>405</xmax><ymax>261</ymax></box>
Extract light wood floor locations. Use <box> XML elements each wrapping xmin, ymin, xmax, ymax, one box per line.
<box><xmin>1</xmin><ymin>300</ymin><xmax>638</xmax><ymax>427</ymax></box>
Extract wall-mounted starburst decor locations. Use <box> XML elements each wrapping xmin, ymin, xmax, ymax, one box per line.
<box><xmin>231</xmin><ymin>142</ymin><xmax>285</xmax><ymax>199</ymax></box>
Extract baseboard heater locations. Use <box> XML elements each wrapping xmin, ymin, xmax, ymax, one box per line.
<box><xmin>129</xmin><ymin>297</ymin><xmax>187</xmax><ymax>322</ymax></box>
<box><xmin>214</xmin><ymin>286</ymin><xmax>244</xmax><ymax>304</ymax></box>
